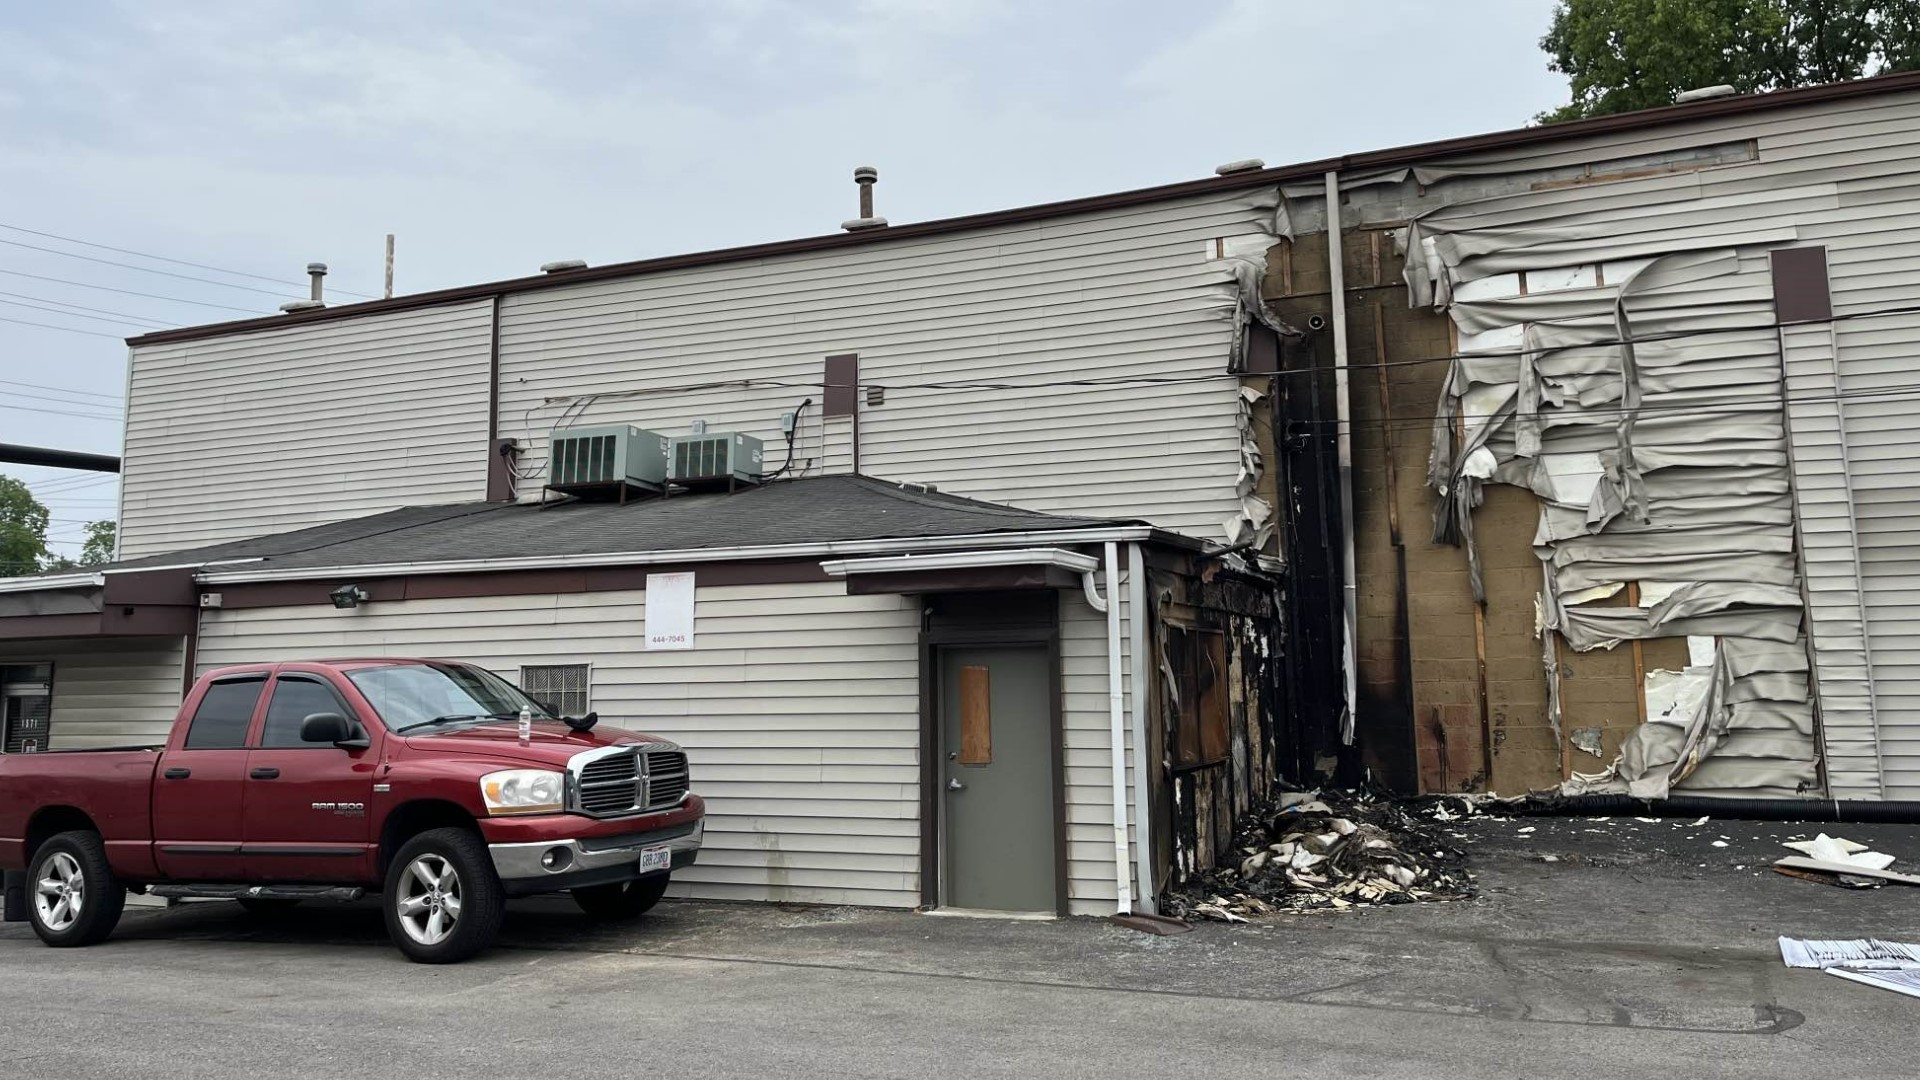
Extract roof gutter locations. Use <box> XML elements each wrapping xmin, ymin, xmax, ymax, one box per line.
<box><xmin>0</xmin><ymin>572</ymin><xmax>103</xmax><ymax>595</ymax></box>
<box><xmin>194</xmin><ymin>526</ymin><xmax>1166</xmax><ymax>585</ymax></box>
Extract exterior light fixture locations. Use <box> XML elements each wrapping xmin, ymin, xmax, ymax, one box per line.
<box><xmin>330</xmin><ymin>584</ymin><xmax>370</xmax><ymax>610</ymax></box>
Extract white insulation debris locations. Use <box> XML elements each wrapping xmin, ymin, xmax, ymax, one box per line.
<box><xmin>1405</xmin><ymin>176</ymin><xmax>1820</xmax><ymax>798</ymax></box>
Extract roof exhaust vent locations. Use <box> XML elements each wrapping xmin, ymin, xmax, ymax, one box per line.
<box><xmin>280</xmin><ymin>261</ymin><xmax>328</xmax><ymax>312</ymax></box>
<box><xmin>541</xmin><ymin>259</ymin><xmax>589</xmax><ymax>274</ymax></box>
<box><xmin>1215</xmin><ymin>158</ymin><xmax>1266</xmax><ymax>175</ymax></box>
<box><xmin>1675</xmin><ymin>84</ymin><xmax>1738</xmax><ymax>104</ymax></box>
<box><xmin>841</xmin><ymin>166</ymin><xmax>888</xmax><ymax>232</ymax></box>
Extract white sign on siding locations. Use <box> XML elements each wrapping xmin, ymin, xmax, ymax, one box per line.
<box><xmin>645</xmin><ymin>572</ymin><xmax>696</xmax><ymax>650</ymax></box>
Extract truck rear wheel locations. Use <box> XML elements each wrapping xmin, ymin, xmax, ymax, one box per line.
<box><xmin>383</xmin><ymin>827</ymin><xmax>505</xmax><ymax>964</ymax></box>
<box><xmin>27</xmin><ymin>831</ymin><xmax>126</xmax><ymax>948</ymax></box>
<box><xmin>572</xmin><ymin>874</ymin><xmax>670</xmax><ymax>919</ymax></box>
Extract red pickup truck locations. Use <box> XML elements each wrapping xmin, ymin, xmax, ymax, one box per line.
<box><xmin>0</xmin><ymin>658</ymin><xmax>703</xmax><ymax>963</ymax></box>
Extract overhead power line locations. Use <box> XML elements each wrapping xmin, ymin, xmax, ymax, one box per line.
<box><xmin>0</xmin><ymin>235</ymin><xmax>309</xmax><ymax>299</ymax></box>
<box><xmin>1</xmin><ymin>388</ymin><xmax>124</xmax><ymax>413</ymax></box>
<box><xmin>0</xmin><ymin>289</ymin><xmax>178</xmax><ymax>327</ymax></box>
<box><xmin>0</xmin><ymin>220</ymin><xmax>378</xmax><ymax>299</ymax></box>
<box><xmin>0</xmin><ymin>400</ymin><xmax>122</xmax><ymax>421</ymax></box>
<box><xmin>0</xmin><ymin>314</ymin><xmax>126</xmax><ymax>339</ymax></box>
<box><xmin>0</xmin><ymin>296</ymin><xmax>166</xmax><ymax>330</ymax></box>
<box><xmin>0</xmin><ymin>377</ymin><xmax>123</xmax><ymax>403</ymax></box>
<box><xmin>0</xmin><ymin>268</ymin><xmax>262</xmax><ymax>314</ymax></box>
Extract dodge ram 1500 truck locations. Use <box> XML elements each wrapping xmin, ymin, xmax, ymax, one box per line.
<box><xmin>0</xmin><ymin>658</ymin><xmax>703</xmax><ymax>963</ymax></box>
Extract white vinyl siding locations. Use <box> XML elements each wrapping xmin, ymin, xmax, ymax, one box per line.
<box><xmin>1838</xmin><ymin>310</ymin><xmax>1920</xmax><ymax>799</ymax></box>
<box><xmin>195</xmin><ymin>582</ymin><xmax>924</xmax><ymax>908</ymax></box>
<box><xmin>1059</xmin><ymin>579</ymin><xmax>1138</xmax><ymax>917</ymax></box>
<box><xmin>493</xmin><ymin>191</ymin><xmax>1266</xmax><ymax>538</ymax></box>
<box><xmin>193</xmin><ymin>578</ymin><xmax>1145</xmax><ymax>912</ymax></box>
<box><xmin>120</xmin><ymin>300</ymin><xmax>496</xmax><ymax>558</ymax></box>
<box><xmin>0</xmin><ymin>638</ymin><xmax>185</xmax><ymax>750</ymax></box>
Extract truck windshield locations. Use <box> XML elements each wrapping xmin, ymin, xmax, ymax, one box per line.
<box><xmin>345</xmin><ymin>662</ymin><xmax>554</xmax><ymax>733</ymax></box>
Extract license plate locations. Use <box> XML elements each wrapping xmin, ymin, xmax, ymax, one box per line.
<box><xmin>638</xmin><ymin>844</ymin><xmax>672</xmax><ymax>874</ymax></box>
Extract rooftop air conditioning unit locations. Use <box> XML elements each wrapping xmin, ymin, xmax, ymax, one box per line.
<box><xmin>668</xmin><ymin>431</ymin><xmax>764</xmax><ymax>489</ymax></box>
<box><xmin>548</xmin><ymin>424</ymin><xmax>669</xmax><ymax>498</ymax></box>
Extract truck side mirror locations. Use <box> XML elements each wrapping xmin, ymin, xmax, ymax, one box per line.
<box><xmin>301</xmin><ymin>712</ymin><xmax>367</xmax><ymax>749</ymax></box>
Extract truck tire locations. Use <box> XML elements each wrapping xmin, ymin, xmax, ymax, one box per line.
<box><xmin>572</xmin><ymin>874</ymin><xmax>670</xmax><ymax>920</ymax></box>
<box><xmin>27</xmin><ymin>831</ymin><xmax>126</xmax><ymax>948</ymax></box>
<box><xmin>383</xmin><ymin>827</ymin><xmax>505</xmax><ymax>964</ymax></box>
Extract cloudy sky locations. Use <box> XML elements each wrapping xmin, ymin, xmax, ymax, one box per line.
<box><xmin>0</xmin><ymin>0</ymin><xmax>1566</xmax><ymax>559</ymax></box>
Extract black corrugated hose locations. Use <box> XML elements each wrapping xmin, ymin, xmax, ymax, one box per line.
<box><xmin>1513</xmin><ymin>793</ymin><xmax>1920</xmax><ymax>824</ymax></box>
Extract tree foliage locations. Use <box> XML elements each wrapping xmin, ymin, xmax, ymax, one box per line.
<box><xmin>0</xmin><ymin>475</ymin><xmax>52</xmax><ymax>576</ymax></box>
<box><xmin>0</xmin><ymin>474</ymin><xmax>117</xmax><ymax>575</ymax></box>
<box><xmin>1541</xmin><ymin>0</ymin><xmax>1920</xmax><ymax>122</ymax></box>
<box><xmin>79</xmin><ymin>520</ymin><xmax>117</xmax><ymax>566</ymax></box>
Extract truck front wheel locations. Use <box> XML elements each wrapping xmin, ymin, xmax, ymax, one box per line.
<box><xmin>383</xmin><ymin>827</ymin><xmax>505</xmax><ymax>964</ymax></box>
<box><xmin>27</xmin><ymin>831</ymin><xmax>126</xmax><ymax>948</ymax></box>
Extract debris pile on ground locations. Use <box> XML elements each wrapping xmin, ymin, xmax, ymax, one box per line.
<box><xmin>1779</xmin><ymin>936</ymin><xmax>1920</xmax><ymax>1002</ymax></box>
<box><xmin>1772</xmin><ymin>833</ymin><xmax>1920</xmax><ymax>889</ymax></box>
<box><xmin>1164</xmin><ymin>789</ymin><xmax>1476</xmax><ymax>922</ymax></box>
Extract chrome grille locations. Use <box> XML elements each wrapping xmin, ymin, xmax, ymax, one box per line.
<box><xmin>644</xmin><ymin>749</ymin><xmax>689</xmax><ymax>807</ymax></box>
<box><xmin>577</xmin><ymin>751</ymin><xmax>640</xmax><ymax>816</ymax></box>
<box><xmin>568</xmin><ymin>744</ymin><xmax>690</xmax><ymax>818</ymax></box>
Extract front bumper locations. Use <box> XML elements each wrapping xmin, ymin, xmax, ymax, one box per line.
<box><xmin>489</xmin><ymin>819</ymin><xmax>703</xmax><ymax>898</ymax></box>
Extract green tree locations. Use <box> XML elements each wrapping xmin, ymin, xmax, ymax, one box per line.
<box><xmin>1541</xmin><ymin>0</ymin><xmax>1920</xmax><ymax>122</ymax></box>
<box><xmin>78</xmin><ymin>520</ymin><xmax>117</xmax><ymax>566</ymax></box>
<box><xmin>0</xmin><ymin>475</ymin><xmax>52</xmax><ymax>576</ymax></box>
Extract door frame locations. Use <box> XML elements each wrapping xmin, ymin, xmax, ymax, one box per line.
<box><xmin>919</xmin><ymin>616</ymin><xmax>1067</xmax><ymax>916</ymax></box>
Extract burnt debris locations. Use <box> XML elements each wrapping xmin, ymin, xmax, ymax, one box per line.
<box><xmin>1163</xmin><ymin>788</ymin><xmax>1477</xmax><ymax>920</ymax></box>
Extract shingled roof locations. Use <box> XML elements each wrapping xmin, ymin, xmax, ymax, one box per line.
<box><xmin>105</xmin><ymin>474</ymin><xmax>1154</xmax><ymax>578</ymax></box>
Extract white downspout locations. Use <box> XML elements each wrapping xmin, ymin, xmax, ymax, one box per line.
<box><xmin>1101</xmin><ymin>540</ymin><xmax>1133</xmax><ymax>914</ymax></box>
<box><xmin>1326</xmin><ymin>169</ymin><xmax>1359</xmax><ymax>745</ymax></box>
<box><xmin>1126</xmin><ymin>542</ymin><xmax>1155</xmax><ymax>914</ymax></box>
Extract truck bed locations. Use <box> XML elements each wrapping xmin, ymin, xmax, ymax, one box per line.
<box><xmin>0</xmin><ymin>750</ymin><xmax>163</xmax><ymax>877</ymax></box>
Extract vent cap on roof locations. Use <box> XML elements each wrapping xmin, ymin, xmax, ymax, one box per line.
<box><xmin>541</xmin><ymin>260</ymin><xmax>589</xmax><ymax>274</ymax></box>
<box><xmin>842</xmin><ymin>165</ymin><xmax>887</xmax><ymax>232</ymax></box>
<box><xmin>1675</xmin><ymin>84</ymin><xmax>1738</xmax><ymax>103</ymax></box>
<box><xmin>1215</xmin><ymin>158</ymin><xmax>1266</xmax><ymax>175</ymax></box>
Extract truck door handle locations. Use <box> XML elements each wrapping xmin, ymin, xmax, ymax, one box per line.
<box><xmin>250</xmin><ymin>767</ymin><xmax>281</xmax><ymax>780</ymax></box>
<box><xmin>163</xmin><ymin>767</ymin><xmax>191</xmax><ymax>780</ymax></box>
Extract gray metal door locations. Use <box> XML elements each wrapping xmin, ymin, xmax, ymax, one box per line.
<box><xmin>939</xmin><ymin>646</ymin><xmax>1055</xmax><ymax>912</ymax></box>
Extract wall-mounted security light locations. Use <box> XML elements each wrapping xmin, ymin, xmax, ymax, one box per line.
<box><xmin>330</xmin><ymin>584</ymin><xmax>370</xmax><ymax>610</ymax></box>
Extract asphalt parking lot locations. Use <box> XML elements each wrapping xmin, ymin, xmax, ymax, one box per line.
<box><xmin>3</xmin><ymin>813</ymin><xmax>1916</xmax><ymax>1079</ymax></box>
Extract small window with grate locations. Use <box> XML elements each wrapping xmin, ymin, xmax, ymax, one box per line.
<box><xmin>521</xmin><ymin>664</ymin><xmax>591</xmax><ymax>717</ymax></box>
<box><xmin>2</xmin><ymin>662</ymin><xmax>54</xmax><ymax>754</ymax></box>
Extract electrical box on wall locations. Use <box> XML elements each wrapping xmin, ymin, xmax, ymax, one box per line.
<box><xmin>668</xmin><ymin>432</ymin><xmax>763</xmax><ymax>489</ymax></box>
<box><xmin>549</xmin><ymin>424</ymin><xmax>669</xmax><ymax>497</ymax></box>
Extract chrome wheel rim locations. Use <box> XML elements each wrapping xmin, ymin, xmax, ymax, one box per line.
<box><xmin>34</xmin><ymin>851</ymin><xmax>84</xmax><ymax>933</ymax></box>
<box><xmin>396</xmin><ymin>854</ymin><xmax>462</xmax><ymax>946</ymax></box>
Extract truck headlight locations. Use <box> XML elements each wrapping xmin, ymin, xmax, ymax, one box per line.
<box><xmin>480</xmin><ymin>769</ymin><xmax>565</xmax><ymax>816</ymax></box>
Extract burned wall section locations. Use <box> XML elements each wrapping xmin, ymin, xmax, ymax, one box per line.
<box><xmin>1260</xmin><ymin>230</ymin><xmax>1589</xmax><ymax>795</ymax></box>
<box><xmin>1146</xmin><ymin>550</ymin><xmax>1282</xmax><ymax>894</ymax></box>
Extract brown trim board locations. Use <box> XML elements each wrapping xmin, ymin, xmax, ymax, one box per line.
<box><xmin>126</xmin><ymin>73</ymin><xmax>1920</xmax><ymax>349</ymax></box>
